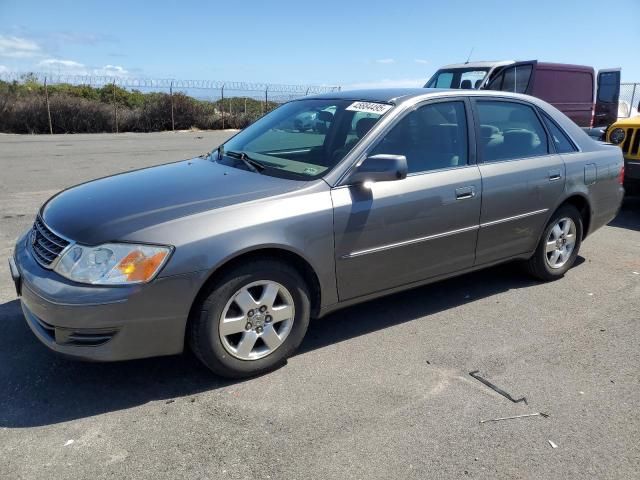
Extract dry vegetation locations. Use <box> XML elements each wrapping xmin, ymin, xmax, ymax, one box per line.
<box><xmin>0</xmin><ymin>75</ymin><xmax>278</xmax><ymax>134</ymax></box>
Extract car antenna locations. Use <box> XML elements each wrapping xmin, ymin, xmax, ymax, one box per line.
<box><xmin>465</xmin><ymin>47</ymin><xmax>474</xmax><ymax>64</ymax></box>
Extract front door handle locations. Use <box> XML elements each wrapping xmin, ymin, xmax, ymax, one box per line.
<box><xmin>549</xmin><ymin>169</ymin><xmax>562</xmax><ymax>181</ymax></box>
<box><xmin>455</xmin><ymin>186</ymin><xmax>476</xmax><ymax>200</ymax></box>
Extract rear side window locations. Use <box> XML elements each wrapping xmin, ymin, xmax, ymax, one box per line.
<box><xmin>475</xmin><ymin>101</ymin><xmax>549</xmax><ymax>162</ymax></box>
<box><xmin>371</xmin><ymin>101</ymin><xmax>468</xmax><ymax>174</ymax></box>
<box><xmin>540</xmin><ymin>111</ymin><xmax>578</xmax><ymax>153</ymax></box>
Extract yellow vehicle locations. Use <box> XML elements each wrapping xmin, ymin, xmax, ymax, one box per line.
<box><xmin>607</xmin><ymin>112</ymin><xmax>640</xmax><ymax>194</ymax></box>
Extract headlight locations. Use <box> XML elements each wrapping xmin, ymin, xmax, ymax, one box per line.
<box><xmin>54</xmin><ymin>243</ymin><xmax>172</xmax><ymax>285</ymax></box>
<box><xmin>610</xmin><ymin>128</ymin><xmax>626</xmax><ymax>144</ymax></box>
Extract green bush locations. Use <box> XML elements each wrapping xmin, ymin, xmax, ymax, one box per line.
<box><xmin>0</xmin><ymin>78</ymin><xmax>274</xmax><ymax>134</ymax></box>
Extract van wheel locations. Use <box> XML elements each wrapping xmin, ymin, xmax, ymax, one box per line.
<box><xmin>525</xmin><ymin>204</ymin><xmax>583</xmax><ymax>281</ymax></box>
<box><xmin>188</xmin><ymin>259</ymin><xmax>310</xmax><ymax>378</ymax></box>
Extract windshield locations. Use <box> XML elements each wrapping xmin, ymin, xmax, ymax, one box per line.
<box><xmin>425</xmin><ymin>68</ymin><xmax>490</xmax><ymax>89</ymax></box>
<box><xmin>216</xmin><ymin>99</ymin><xmax>392</xmax><ymax>180</ymax></box>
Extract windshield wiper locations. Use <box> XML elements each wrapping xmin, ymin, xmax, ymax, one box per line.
<box><xmin>224</xmin><ymin>150</ymin><xmax>265</xmax><ymax>174</ymax></box>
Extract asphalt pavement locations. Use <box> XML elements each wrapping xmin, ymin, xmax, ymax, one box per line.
<box><xmin>0</xmin><ymin>132</ymin><xmax>638</xmax><ymax>479</ymax></box>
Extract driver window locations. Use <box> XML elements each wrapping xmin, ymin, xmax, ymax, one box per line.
<box><xmin>371</xmin><ymin>101</ymin><xmax>468</xmax><ymax>174</ymax></box>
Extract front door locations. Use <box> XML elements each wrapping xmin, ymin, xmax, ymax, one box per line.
<box><xmin>332</xmin><ymin>99</ymin><xmax>482</xmax><ymax>301</ymax></box>
<box><xmin>471</xmin><ymin>98</ymin><xmax>566</xmax><ymax>265</ymax></box>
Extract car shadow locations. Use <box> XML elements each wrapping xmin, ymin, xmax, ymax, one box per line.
<box><xmin>608</xmin><ymin>195</ymin><xmax>640</xmax><ymax>232</ymax></box>
<box><xmin>0</xmin><ymin>260</ymin><xmax>579</xmax><ymax>429</ymax></box>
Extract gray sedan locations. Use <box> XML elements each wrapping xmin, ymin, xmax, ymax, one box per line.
<box><xmin>9</xmin><ymin>89</ymin><xmax>624</xmax><ymax>378</ymax></box>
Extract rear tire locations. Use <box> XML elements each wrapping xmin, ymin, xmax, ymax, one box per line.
<box><xmin>189</xmin><ymin>259</ymin><xmax>310</xmax><ymax>378</ymax></box>
<box><xmin>525</xmin><ymin>204</ymin><xmax>583</xmax><ymax>281</ymax></box>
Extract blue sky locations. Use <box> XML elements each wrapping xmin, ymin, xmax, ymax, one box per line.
<box><xmin>1</xmin><ymin>0</ymin><xmax>639</xmax><ymax>88</ymax></box>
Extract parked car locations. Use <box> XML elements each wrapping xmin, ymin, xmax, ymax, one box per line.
<box><xmin>9</xmin><ymin>89</ymin><xmax>624</xmax><ymax>378</ymax></box>
<box><xmin>425</xmin><ymin>61</ymin><xmax>621</xmax><ymax>130</ymax></box>
<box><xmin>606</xmin><ymin>105</ymin><xmax>640</xmax><ymax>194</ymax></box>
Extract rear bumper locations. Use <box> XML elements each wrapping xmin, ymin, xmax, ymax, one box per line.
<box><xmin>624</xmin><ymin>158</ymin><xmax>640</xmax><ymax>194</ymax></box>
<box><xmin>13</xmin><ymin>233</ymin><xmax>208</xmax><ymax>362</ymax></box>
<box><xmin>624</xmin><ymin>158</ymin><xmax>640</xmax><ymax>181</ymax></box>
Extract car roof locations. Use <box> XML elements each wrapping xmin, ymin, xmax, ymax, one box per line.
<box><xmin>304</xmin><ymin>88</ymin><xmax>455</xmax><ymax>104</ymax></box>
<box><xmin>439</xmin><ymin>60</ymin><xmax>515</xmax><ymax>69</ymax></box>
<box><xmin>303</xmin><ymin>87</ymin><xmax>555</xmax><ymax>105</ymax></box>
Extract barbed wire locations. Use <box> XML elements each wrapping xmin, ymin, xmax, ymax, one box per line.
<box><xmin>0</xmin><ymin>72</ymin><xmax>340</xmax><ymax>94</ymax></box>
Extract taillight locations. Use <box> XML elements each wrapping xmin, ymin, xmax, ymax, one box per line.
<box><xmin>618</xmin><ymin>165</ymin><xmax>625</xmax><ymax>185</ymax></box>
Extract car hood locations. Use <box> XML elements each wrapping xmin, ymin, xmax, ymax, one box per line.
<box><xmin>41</xmin><ymin>158</ymin><xmax>309</xmax><ymax>245</ymax></box>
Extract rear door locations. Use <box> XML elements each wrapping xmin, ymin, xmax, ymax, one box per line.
<box><xmin>471</xmin><ymin>97</ymin><xmax>566</xmax><ymax>265</ymax></box>
<box><xmin>593</xmin><ymin>68</ymin><xmax>621</xmax><ymax>127</ymax></box>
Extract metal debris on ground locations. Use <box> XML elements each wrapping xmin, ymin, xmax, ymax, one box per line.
<box><xmin>548</xmin><ymin>440</ymin><xmax>558</xmax><ymax>449</ymax></box>
<box><xmin>469</xmin><ymin>370</ymin><xmax>528</xmax><ymax>404</ymax></box>
<box><xmin>479</xmin><ymin>412</ymin><xmax>550</xmax><ymax>424</ymax></box>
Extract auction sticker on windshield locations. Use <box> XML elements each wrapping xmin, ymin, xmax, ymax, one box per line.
<box><xmin>345</xmin><ymin>101</ymin><xmax>393</xmax><ymax>115</ymax></box>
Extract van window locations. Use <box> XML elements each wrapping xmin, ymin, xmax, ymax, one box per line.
<box><xmin>503</xmin><ymin>65</ymin><xmax>533</xmax><ymax>93</ymax></box>
<box><xmin>475</xmin><ymin>101</ymin><xmax>549</xmax><ymax>162</ymax></box>
<box><xmin>487</xmin><ymin>65</ymin><xmax>533</xmax><ymax>93</ymax></box>
<box><xmin>540</xmin><ymin>112</ymin><xmax>578</xmax><ymax>153</ymax></box>
<box><xmin>435</xmin><ymin>72</ymin><xmax>453</xmax><ymax>88</ymax></box>
<box><xmin>371</xmin><ymin>101</ymin><xmax>468</xmax><ymax>173</ymax></box>
<box><xmin>597</xmin><ymin>71</ymin><xmax>618</xmax><ymax>103</ymax></box>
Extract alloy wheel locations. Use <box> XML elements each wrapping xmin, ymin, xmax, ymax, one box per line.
<box><xmin>545</xmin><ymin>217</ymin><xmax>577</xmax><ymax>269</ymax></box>
<box><xmin>218</xmin><ymin>281</ymin><xmax>295</xmax><ymax>360</ymax></box>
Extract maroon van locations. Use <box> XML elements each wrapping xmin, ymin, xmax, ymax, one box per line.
<box><xmin>425</xmin><ymin>61</ymin><xmax>621</xmax><ymax>129</ymax></box>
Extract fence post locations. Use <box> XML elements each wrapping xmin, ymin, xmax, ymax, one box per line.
<box><xmin>265</xmin><ymin>86</ymin><xmax>269</xmax><ymax>114</ymax></box>
<box><xmin>244</xmin><ymin>97</ymin><xmax>247</xmax><ymax>114</ymax></box>
<box><xmin>112</xmin><ymin>81</ymin><xmax>118</xmax><ymax>133</ymax></box>
<box><xmin>170</xmin><ymin>80</ymin><xmax>175</xmax><ymax>131</ymax></box>
<box><xmin>305</xmin><ymin>87</ymin><xmax>310</xmax><ymax>96</ymax></box>
<box><xmin>221</xmin><ymin>84</ymin><xmax>225</xmax><ymax>129</ymax></box>
<box><xmin>632</xmin><ymin>83</ymin><xmax>638</xmax><ymax>117</ymax></box>
<box><xmin>44</xmin><ymin>76</ymin><xmax>53</xmax><ymax>135</ymax></box>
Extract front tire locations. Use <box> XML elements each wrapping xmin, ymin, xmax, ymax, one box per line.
<box><xmin>189</xmin><ymin>259</ymin><xmax>311</xmax><ymax>378</ymax></box>
<box><xmin>525</xmin><ymin>204</ymin><xmax>583</xmax><ymax>281</ymax></box>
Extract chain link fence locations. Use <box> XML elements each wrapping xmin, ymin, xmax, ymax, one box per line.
<box><xmin>0</xmin><ymin>72</ymin><xmax>340</xmax><ymax>134</ymax></box>
<box><xmin>619</xmin><ymin>82</ymin><xmax>639</xmax><ymax>118</ymax></box>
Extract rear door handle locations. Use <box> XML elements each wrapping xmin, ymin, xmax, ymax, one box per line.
<box><xmin>549</xmin><ymin>169</ymin><xmax>562</xmax><ymax>181</ymax></box>
<box><xmin>455</xmin><ymin>186</ymin><xmax>476</xmax><ymax>200</ymax></box>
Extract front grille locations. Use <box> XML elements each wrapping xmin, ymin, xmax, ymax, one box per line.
<box><xmin>30</xmin><ymin>217</ymin><xmax>70</xmax><ymax>268</ymax></box>
<box><xmin>622</xmin><ymin>128</ymin><xmax>640</xmax><ymax>159</ymax></box>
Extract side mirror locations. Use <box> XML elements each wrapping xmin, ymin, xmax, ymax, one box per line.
<box><xmin>348</xmin><ymin>154</ymin><xmax>408</xmax><ymax>185</ymax></box>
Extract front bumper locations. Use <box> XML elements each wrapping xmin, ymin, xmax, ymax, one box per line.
<box><xmin>11</xmin><ymin>233</ymin><xmax>208</xmax><ymax>362</ymax></box>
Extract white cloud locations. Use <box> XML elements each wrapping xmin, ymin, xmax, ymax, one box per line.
<box><xmin>36</xmin><ymin>58</ymin><xmax>129</xmax><ymax>77</ymax></box>
<box><xmin>0</xmin><ymin>35</ymin><xmax>42</xmax><ymax>58</ymax></box>
<box><xmin>342</xmin><ymin>78</ymin><xmax>425</xmax><ymax>90</ymax></box>
<box><xmin>0</xmin><ymin>65</ymin><xmax>8</xmax><ymax>74</ymax></box>
<box><xmin>414</xmin><ymin>59</ymin><xmax>429</xmax><ymax>65</ymax></box>
<box><xmin>38</xmin><ymin>58</ymin><xmax>85</xmax><ymax>69</ymax></box>
<box><xmin>375</xmin><ymin>58</ymin><xmax>395</xmax><ymax>64</ymax></box>
<box><xmin>97</xmin><ymin>64</ymin><xmax>129</xmax><ymax>76</ymax></box>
